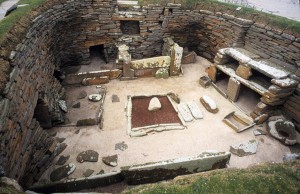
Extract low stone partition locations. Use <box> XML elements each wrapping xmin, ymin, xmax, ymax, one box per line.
<box><xmin>121</xmin><ymin>151</ymin><xmax>231</xmax><ymax>185</ymax></box>
<box><xmin>64</xmin><ymin>69</ymin><xmax>122</xmax><ymax>85</ymax></box>
<box><xmin>30</xmin><ymin>172</ymin><xmax>123</xmax><ymax>193</ymax></box>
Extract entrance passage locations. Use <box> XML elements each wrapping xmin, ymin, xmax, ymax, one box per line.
<box><xmin>89</xmin><ymin>44</ymin><xmax>108</xmax><ymax>64</ymax></box>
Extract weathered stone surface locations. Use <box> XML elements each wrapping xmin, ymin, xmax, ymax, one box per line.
<box><xmin>82</xmin><ymin>76</ymin><xmax>109</xmax><ymax>86</ymax></box>
<box><xmin>50</xmin><ymin>163</ymin><xmax>76</xmax><ymax>182</ymax></box>
<box><xmin>253</xmin><ymin>129</ymin><xmax>267</xmax><ymax>136</ymax></box>
<box><xmin>267</xmin><ymin>117</ymin><xmax>297</xmax><ymax>145</ymax></box>
<box><xmin>102</xmin><ymin>155</ymin><xmax>118</xmax><ymax>167</ymax></box>
<box><xmin>115</xmin><ymin>141</ymin><xmax>128</xmax><ymax>151</ymax></box>
<box><xmin>76</xmin><ymin>150</ymin><xmax>99</xmax><ymax>163</ymax></box>
<box><xmin>78</xmin><ymin>91</ymin><xmax>87</xmax><ymax>99</ymax></box>
<box><xmin>199</xmin><ymin>76</ymin><xmax>211</xmax><ymax>88</ymax></box>
<box><xmin>283</xmin><ymin>153</ymin><xmax>300</xmax><ymax>161</ymax></box>
<box><xmin>56</xmin><ymin>155</ymin><xmax>70</xmax><ymax>165</ymax></box>
<box><xmin>121</xmin><ymin>151</ymin><xmax>231</xmax><ymax>185</ymax></box>
<box><xmin>178</xmin><ymin>103</ymin><xmax>193</xmax><ymax>122</ymax></box>
<box><xmin>254</xmin><ymin>114</ymin><xmax>269</xmax><ymax>124</ymax></box>
<box><xmin>76</xmin><ymin>118</ymin><xmax>97</xmax><ymax>126</ymax></box>
<box><xmin>181</xmin><ymin>51</ymin><xmax>197</xmax><ymax>64</ymax></box>
<box><xmin>58</xmin><ymin>100</ymin><xmax>68</xmax><ymax>113</ymax></box>
<box><xmin>155</xmin><ymin>68</ymin><xmax>169</xmax><ymax>79</ymax></box>
<box><xmin>72</xmin><ymin>102</ymin><xmax>80</xmax><ymax>108</ymax></box>
<box><xmin>112</xmin><ymin>94</ymin><xmax>120</xmax><ymax>103</ymax></box>
<box><xmin>200</xmin><ymin>95</ymin><xmax>218</xmax><ymax>113</ymax></box>
<box><xmin>236</xmin><ymin>64</ymin><xmax>252</xmax><ymax>80</ymax></box>
<box><xmin>187</xmin><ymin>101</ymin><xmax>203</xmax><ymax>119</ymax></box>
<box><xmin>167</xmin><ymin>92</ymin><xmax>180</xmax><ymax>104</ymax></box>
<box><xmin>148</xmin><ymin>97</ymin><xmax>162</xmax><ymax>112</ymax></box>
<box><xmin>88</xmin><ymin>94</ymin><xmax>102</xmax><ymax>102</ymax></box>
<box><xmin>271</xmin><ymin>78</ymin><xmax>299</xmax><ymax>88</ymax></box>
<box><xmin>170</xmin><ymin>43</ymin><xmax>183</xmax><ymax>76</ymax></box>
<box><xmin>227</xmin><ymin>77</ymin><xmax>240</xmax><ymax>102</ymax></box>
<box><xmin>131</xmin><ymin>56</ymin><xmax>171</xmax><ymax>70</ymax></box>
<box><xmin>230</xmin><ymin>140</ymin><xmax>258</xmax><ymax>157</ymax></box>
<box><xmin>207</xmin><ymin>65</ymin><xmax>217</xmax><ymax>82</ymax></box>
<box><xmin>0</xmin><ymin>177</ymin><xmax>23</xmax><ymax>192</ymax></box>
<box><xmin>83</xmin><ymin>169</ymin><xmax>94</xmax><ymax>177</ymax></box>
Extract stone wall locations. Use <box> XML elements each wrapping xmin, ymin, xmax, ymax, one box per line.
<box><xmin>0</xmin><ymin>0</ymin><xmax>300</xmax><ymax>188</ymax></box>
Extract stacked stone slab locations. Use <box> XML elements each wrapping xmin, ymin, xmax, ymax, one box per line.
<box><xmin>283</xmin><ymin>84</ymin><xmax>300</xmax><ymax>130</ymax></box>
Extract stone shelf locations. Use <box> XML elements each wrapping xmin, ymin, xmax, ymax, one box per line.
<box><xmin>217</xmin><ymin>64</ymin><xmax>271</xmax><ymax>95</ymax></box>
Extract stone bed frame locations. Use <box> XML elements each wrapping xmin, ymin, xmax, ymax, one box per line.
<box><xmin>208</xmin><ymin>47</ymin><xmax>299</xmax><ymax>119</ymax></box>
<box><xmin>126</xmin><ymin>93</ymin><xmax>186</xmax><ymax>137</ymax></box>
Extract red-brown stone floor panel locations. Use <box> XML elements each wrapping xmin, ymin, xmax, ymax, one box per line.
<box><xmin>131</xmin><ymin>96</ymin><xmax>182</xmax><ymax>128</ymax></box>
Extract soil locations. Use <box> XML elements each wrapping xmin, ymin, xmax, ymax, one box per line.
<box><xmin>131</xmin><ymin>96</ymin><xmax>182</xmax><ymax>128</ymax></box>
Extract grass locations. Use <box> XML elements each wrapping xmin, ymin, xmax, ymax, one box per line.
<box><xmin>0</xmin><ymin>0</ymin><xmax>46</xmax><ymax>42</ymax></box>
<box><xmin>124</xmin><ymin>161</ymin><xmax>300</xmax><ymax>194</ymax></box>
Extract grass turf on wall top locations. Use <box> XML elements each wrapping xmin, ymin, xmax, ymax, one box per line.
<box><xmin>123</xmin><ymin>160</ymin><xmax>300</xmax><ymax>194</ymax></box>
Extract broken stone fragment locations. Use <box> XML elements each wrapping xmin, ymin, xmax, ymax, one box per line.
<box><xmin>253</xmin><ymin>129</ymin><xmax>267</xmax><ymax>136</ymax></box>
<box><xmin>76</xmin><ymin>150</ymin><xmax>99</xmax><ymax>163</ymax></box>
<box><xmin>254</xmin><ymin>114</ymin><xmax>269</xmax><ymax>125</ymax></box>
<box><xmin>230</xmin><ymin>139</ymin><xmax>258</xmax><ymax>157</ymax></box>
<box><xmin>236</xmin><ymin>64</ymin><xmax>252</xmax><ymax>80</ymax></box>
<box><xmin>200</xmin><ymin>95</ymin><xmax>218</xmax><ymax>113</ymax></box>
<box><xmin>283</xmin><ymin>153</ymin><xmax>300</xmax><ymax>161</ymax></box>
<box><xmin>181</xmin><ymin>51</ymin><xmax>197</xmax><ymax>64</ymax></box>
<box><xmin>112</xmin><ymin>94</ymin><xmax>120</xmax><ymax>103</ymax></box>
<box><xmin>72</xmin><ymin>101</ymin><xmax>80</xmax><ymax>108</ymax></box>
<box><xmin>77</xmin><ymin>91</ymin><xmax>87</xmax><ymax>99</ymax></box>
<box><xmin>199</xmin><ymin>76</ymin><xmax>211</xmax><ymax>88</ymax></box>
<box><xmin>50</xmin><ymin>163</ymin><xmax>76</xmax><ymax>182</ymax></box>
<box><xmin>115</xmin><ymin>141</ymin><xmax>128</xmax><ymax>151</ymax></box>
<box><xmin>187</xmin><ymin>101</ymin><xmax>203</xmax><ymax>119</ymax></box>
<box><xmin>83</xmin><ymin>169</ymin><xmax>94</xmax><ymax>177</ymax></box>
<box><xmin>155</xmin><ymin>68</ymin><xmax>169</xmax><ymax>79</ymax></box>
<box><xmin>167</xmin><ymin>91</ymin><xmax>180</xmax><ymax>104</ymax></box>
<box><xmin>56</xmin><ymin>155</ymin><xmax>70</xmax><ymax>165</ymax></box>
<box><xmin>102</xmin><ymin>155</ymin><xmax>118</xmax><ymax>167</ymax></box>
<box><xmin>88</xmin><ymin>94</ymin><xmax>102</xmax><ymax>102</ymax></box>
<box><xmin>267</xmin><ymin>117</ymin><xmax>297</xmax><ymax>145</ymax></box>
<box><xmin>58</xmin><ymin>100</ymin><xmax>68</xmax><ymax>113</ymax></box>
<box><xmin>178</xmin><ymin>103</ymin><xmax>193</xmax><ymax>122</ymax></box>
<box><xmin>148</xmin><ymin>97</ymin><xmax>162</xmax><ymax>111</ymax></box>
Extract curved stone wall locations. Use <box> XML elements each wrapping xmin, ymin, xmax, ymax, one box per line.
<box><xmin>0</xmin><ymin>0</ymin><xmax>299</xmax><ymax>188</ymax></box>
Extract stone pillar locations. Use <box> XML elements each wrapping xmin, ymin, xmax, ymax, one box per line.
<box><xmin>170</xmin><ymin>43</ymin><xmax>183</xmax><ymax>76</ymax></box>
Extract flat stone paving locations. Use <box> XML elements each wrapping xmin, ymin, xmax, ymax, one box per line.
<box><xmin>39</xmin><ymin>56</ymin><xmax>298</xmax><ymax>184</ymax></box>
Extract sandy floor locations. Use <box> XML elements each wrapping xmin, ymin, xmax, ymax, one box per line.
<box><xmin>40</xmin><ymin>56</ymin><xmax>298</xmax><ymax>184</ymax></box>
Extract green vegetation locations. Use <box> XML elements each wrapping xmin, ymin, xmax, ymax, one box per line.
<box><xmin>124</xmin><ymin>161</ymin><xmax>300</xmax><ymax>194</ymax></box>
<box><xmin>0</xmin><ymin>0</ymin><xmax>7</xmax><ymax>4</ymax></box>
<box><xmin>138</xmin><ymin>0</ymin><xmax>300</xmax><ymax>34</ymax></box>
<box><xmin>0</xmin><ymin>0</ymin><xmax>46</xmax><ymax>42</ymax></box>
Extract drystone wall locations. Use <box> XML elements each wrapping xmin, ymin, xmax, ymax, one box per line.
<box><xmin>0</xmin><ymin>0</ymin><xmax>299</xmax><ymax>188</ymax></box>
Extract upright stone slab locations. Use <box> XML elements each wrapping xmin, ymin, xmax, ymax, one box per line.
<box><xmin>236</xmin><ymin>64</ymin><xmax>252</xmax><ymax>80</ymax></box>
<box><xmin>170</xmin><ymin>43</ymin><xmax>183</xmax><ymax>76</ymax></box>
<box><xmin>227</xmin><ymin>77</ymin><xmax>241</xmax><ymax>102</ymax></box>
<box><xmin>121</xmin><ymin>151</ymin><xmax>231</xmax><ymax>185</ymax></box>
